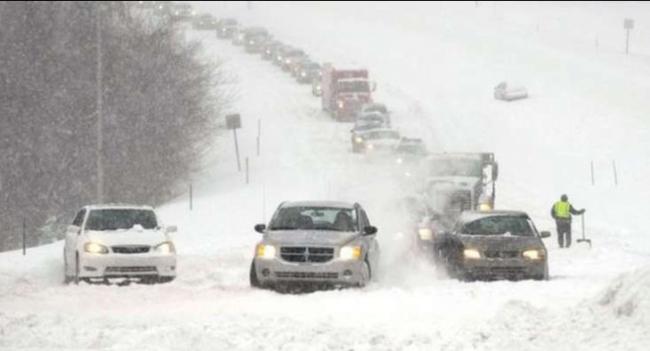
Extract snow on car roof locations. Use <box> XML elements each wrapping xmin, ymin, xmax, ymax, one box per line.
<box><xmin>282</xmin><ymin>201</ymin><xmax>355</xmax><ymax>209</ymax></box>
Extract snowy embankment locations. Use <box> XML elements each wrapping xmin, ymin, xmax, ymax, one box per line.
<box><xmin>1</xmin><ymin>2</ymin><xmax>650</xmax><ymax>350</ymax></box>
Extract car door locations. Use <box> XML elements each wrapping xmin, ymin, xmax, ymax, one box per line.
<box><xmin>64</xmin><ymin>209</ymin><xmax>86</xmax><ymax>270</ymax></box>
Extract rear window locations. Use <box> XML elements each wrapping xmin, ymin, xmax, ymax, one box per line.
<box><xmin>460</xmin><ymin>216</ymin><xmax>533</xmax><ymax>237</ymax></box>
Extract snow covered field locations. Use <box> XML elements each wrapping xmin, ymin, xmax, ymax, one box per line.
<box><xmin>1</xmin><ymin>2</ymin><xmax>650</xmax><ymax>350</ymax></box>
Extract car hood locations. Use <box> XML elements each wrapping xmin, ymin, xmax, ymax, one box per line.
<box><xmin>457</xmin><ymin>234</ymin><xmax>544</xmax><ymax>251</ymax></box>
<box><xmin>85</xmin><ymin>229</ymin><xmax>169</xmax><ymax>247</ymax></box>
<box><xmin>265</xmin><ymin>230</ymin><xmax>359</xmax><ymax>247</ymax></box>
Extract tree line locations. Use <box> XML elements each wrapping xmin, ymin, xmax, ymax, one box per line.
<box><xmin>0</xmin><ymin>2</ymin><xmax>230</xmax><ymax>251</ymax></box>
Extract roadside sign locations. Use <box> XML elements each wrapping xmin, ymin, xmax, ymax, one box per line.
<box><xmin>226</xmin><ymin>114</ymin><xmax>241</xmax><ymax>129</ymax></box>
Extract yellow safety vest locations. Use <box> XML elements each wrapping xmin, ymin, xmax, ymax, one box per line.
<box><xmin>554</xmin><ymin>201</ymin><xmax>571</xmax><ymax>219</ymax></box>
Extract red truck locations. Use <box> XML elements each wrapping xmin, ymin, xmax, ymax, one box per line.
<box><xmin>320</xmin><ymin>63</ymin><xmax>375</xmax><ymax>122</ymax></box>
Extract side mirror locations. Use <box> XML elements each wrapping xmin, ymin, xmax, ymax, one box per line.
<box><xmin>492</xmin><ymin>162</ymin><xmax>499</xmax><ymax>181</ymax></box>
<box><xmin>363</xmin><ymin>226</ymin><xmax>377</xmax><ymax>236</ymax></box>
<box><xmin>540</xmin><ymin>231</ymin><xmax>551</xmax><ymax>238</ymax></box>
<box><xmin>166</xmin><ymin>225</ymin><xmax>178</xmax><ymax>234</ymax></box>
<box><xmin>254</xmin><ymin>224</ymin><xmax>266</xmax><ymax>233</ymax></box>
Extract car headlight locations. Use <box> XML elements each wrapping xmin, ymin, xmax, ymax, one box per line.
<box><xmin>337</xmin><ymin>100</ymin><xmax>345</xmax><ymax>109</ymax></box>
<box><xmin>463</xmin><ymin>249</ymin><xmax>481</xmax><ymax>260</ymax></box>
<box><xmin>301</xmin><ymin>72</ymin><xmax>306</xmax><ymax>77</ymax></box>
<box><xmin>354</xmin><ymin>136</ymin><xmax>363</xmax><ymax>144</ymax></box>
<box><xmin>84</xmin><ymin>242</ymin><xmax>109</xmax><ymax>255</ymax></box>
<box><xmin>396</xmin><ymin>157</ymin><xmax>403</xmax><ymax>164</ymax></box>
<box><xmin>340</xmin><ymin>246</ymin><xmax>362</xmax><ymax>260</ymax></box>
<box><xmin>366</xmin><ymin>143</ymin><xmax>374</xmax><ymax>150</ymax></box>
<box><xmin>522</xmin><ymin>249</ymin><xmax>544</xmax><ymax>260</ymax></box>
<box><xmin>154</xmin><ymin>241</ymin><xmax>176</xmax><ymax>254</ymax></box>
<box><xmin>418</xmin><ymin>228</ymin><xmax>433</xmax><ymax>241</ymax></box>
<box><xmin>479</xmin><ymin>203</ymin><xmax>492</xmax><ymax>212</ymax></box>
<box><xmin>256</xmin><ymin>244</ymin><xmax>276</xmax><ymax>259</ymax></box>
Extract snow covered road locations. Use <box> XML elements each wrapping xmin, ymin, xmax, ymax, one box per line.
<box><xmin>1</xmin><ymin>2</ymin><xmax>650</xmax><ymax>350</ymax></box>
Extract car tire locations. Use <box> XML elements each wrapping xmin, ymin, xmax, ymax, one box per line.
<box><xmin>249</xmin><ymin>261</ymin><xmax>261</xmax><ymax>288</ymax></box>
<box><xmin>358</xmin><ymin>260</ymin><xmax>371</xmax><ymax>287</ymax></box>
<box><xmin>157</xmin><ymin>276</ymin><xmax>175</xmax><ymax>284</ymax></box>
<box><xmin>63</xmin><ymin>251</ymin><xmax>73</xmax><ymax>284</ymax></box>
<box><xmin>73</xmin><ymin>253</ymin><xmax>80</xmax><ymax>285</ymax></box>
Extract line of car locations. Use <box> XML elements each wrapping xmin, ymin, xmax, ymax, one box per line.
<box><xmin>65</xmin><ymin>3</ymin><xmax>551</xmax><ymax>289</ymax></box>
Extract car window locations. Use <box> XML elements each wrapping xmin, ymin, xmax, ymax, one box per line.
<box><xmin>269</xmin><ymin>206</ymin><xmax>358</xmax><ymax>232</ymax></box>
<box><xmin>85</xmin><ymin>209</ymin><xmax>158</xmax><ymax>231</ymax></box>
<box><xmin>461</xmin><ymin>216</ymin><xmax>534</xmax><ymax>236</ymax></box>
<box><xmin>360</xmin><ymin>209</ymin><xmax>370</xmax><ymax>228</ymax></box>
<box><xmin>72</xmin><ymin>209</ymin><xmax>86</xmax><ymax>227</ymax></box>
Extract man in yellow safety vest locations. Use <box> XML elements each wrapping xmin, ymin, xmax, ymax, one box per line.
<box><xmin>550</xmin><ymin>194</ymin><xmax>585</xmax><ymax>248</ymax></box>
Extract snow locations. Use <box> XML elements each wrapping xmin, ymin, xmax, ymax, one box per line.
<box><xmin>1</xmin><ymin>2</ymin><xmax>650</xmax><ymax>350</ymax></box>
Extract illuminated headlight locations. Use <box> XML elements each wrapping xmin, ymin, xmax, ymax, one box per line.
<box><xmin>396</xmin><ymin>157</ymin><xmax>403</xmax><ymax>164</ymax></box>
<box><xmin>337</xmin><ymin>100</ymin><xmax>344</xmax><ymax>108</ymax></box>
<box><xmin>463</xmin><ymin>249</ymin><xmax>481</xmax><ymax>260</ymax></box>
<box><xmin>154</xmin><ymin>241</ymin><xmax>176</xmax><ymax>254</ymax></box>
<box><xmin>418</xmin><ymin>228</ymin><xmax>433</xmax><ymax>241</ymax></box>
<box><xmin>354</xmin><ymin>136</ymin><xmax>363</xmax><ymax>144</ymax></box>
<box><xmin>84</xmin><ymin>242</ymin><xmax>109</xmax><ymax>255</ymax></box>
<box><xmin>256</xmin><ymin>244</ymin><xmax>276</xmax><ymax>259</ymax></box>
<box><xmin>366</xmin><ymin>144</ymin><xmax>374</xmax><ymax>150</ymax></box>
<box><xmin>301</xmin><ymin>72</ymin><xmax>306</xmax><ymax>77</ymax></box>
<box><xmin>522</xmin><ymin>249</ymin><xmax>544</xmax><ymax>260</ymax></box>
<box><xmin>479</xmin><ymin>203</ymin><xmax>492</xmax><ymax>212</ymax></box>
<box><xmin>340</xmin><ymin>246</ymin><xmax>362</xmax><ymax>260</ymax></box>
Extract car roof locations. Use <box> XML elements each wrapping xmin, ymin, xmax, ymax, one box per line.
<box><xmin>460</xmin><ymin>210</ymin><xmax>530</xmax><ymax>223</ymax></box>
<box><xmin>84</xmin><ymin>204</ymin><xmax>155</xmax><ymax>211</ymax></box>
<box><xmin>357</xmin><ymin>128</ymin><xmax>397</xmax><ymax>135</ymax></box>
<box><xmin>281</xmin><ymin>201</ymin><xmax>356</xmax><ymax>209</ymax></box>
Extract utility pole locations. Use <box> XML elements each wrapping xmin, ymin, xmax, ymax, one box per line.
<box><xmin>96</xmin><ymin>4</ymin><xmax>104</xmax><ymax>204</ymax></box>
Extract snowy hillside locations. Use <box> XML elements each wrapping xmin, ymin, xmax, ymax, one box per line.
<box><xmin>1</xmin><ymin>2</ymin><xmax>649</xmax><ymax>350</ymax></box>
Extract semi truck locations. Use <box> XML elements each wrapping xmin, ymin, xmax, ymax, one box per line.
<box><xmin>320</xmin><ymin>64</ymin><xmax>375</xmax><ymax>122</ymax></box>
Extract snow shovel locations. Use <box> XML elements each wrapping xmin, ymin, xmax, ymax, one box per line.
<box><xmin>576</xmin><ymin>214</ymin><xmax>592</xmax><ymax>248</ymax></box>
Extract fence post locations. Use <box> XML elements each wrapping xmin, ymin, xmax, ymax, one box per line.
<box><xmin>22</xmin><ymin>218</ymin><xmax>26</xmax><ymax>256</ymax></box>
<box><xmin>246</xmin><ymin>157</ymin><xmax>250</xmax><ymax>184</ymax></box>
<box><xmin>590</xmin><ymin>161</ymin><xmax>595</xmax><ymax>186</ymax></box>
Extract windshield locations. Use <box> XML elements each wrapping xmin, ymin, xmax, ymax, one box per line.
<box><xmin>269</xmin><ymin>206</ymin><xmax>358</xmax><ymax>232</ymax></box>
<box><xmin>367</xmin><ymin>131</ymin><xmax>400</xmax><ymax>140</ymax></box>
<box><xmin>396</xmin><ymin>143</ymin><xmax>426</xmax><ymax>155</ymax></box>
<box><xmin>430</xmin><ymin>159</ymin><xmax>482</xmax><ymax>177</ymax></box>
<box><xmin>85</xmin><ymin>209</ymin><xmax>158</xmax><ymax>231</ymax></box>
<box><xmin>460</xmin><ymin>216</ymin><xmax>533</xmax><ymax>236</ymax></box>
<box><xmin>337</xmin><ymin>80</ymin><xmax>370</xmax><ymax>93</ymax></box>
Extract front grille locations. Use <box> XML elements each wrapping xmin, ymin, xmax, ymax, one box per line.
<box><xmin>105</xmin><ymin>266</ymin><xmax>157</xmax><ymax>274</ymax></box>
<box><xmin>275</xmin><ymin>272</ymin><xmax>339</xmax><ymax>280</ymax></box>
<box><xmin>473</xmin><ymin>267</ymin><xmax>526</xmax><ymax>276</ymax></box>
<box><xmin>112</xmin><ymin>246</ymin><xmax>150</xmax><ymax>254</ymax></box>
<box><xmin>484</xmin><ymin>251</ymin><xmax>520</xmax><ymax>259</ymax></box>
<box><xmin>280</xmin><ymin>247</ymin><xmax>334</xmax><ymax>263</ymax></box>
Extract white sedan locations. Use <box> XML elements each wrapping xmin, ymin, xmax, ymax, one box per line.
<box><xmin>63</xmin><ymin>204</ymin><xmax>177</xmax><ymax>284</ymax></box>
<box><xmin>494</xmin><ymin>81</ymin><xmax>528</xmax><ymax>101</ymax></box>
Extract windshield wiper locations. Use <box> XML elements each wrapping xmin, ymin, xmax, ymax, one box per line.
<box><xmin>269</xmin><ymin>226</ymin><xmax>298</xmax><ymax>231</ymax></box>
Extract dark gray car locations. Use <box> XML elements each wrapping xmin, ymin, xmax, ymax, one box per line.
<box><xmin>250</xmin><ymin>201</ymin><xmax>379</xmax><ymax>290</ymax></box>
<box><xmin>434</xmin><ymin>211</ymin><xmax>550</xmax><ymax>281</ymax></box>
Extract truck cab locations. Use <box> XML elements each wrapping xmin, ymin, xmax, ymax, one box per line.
<box><xmin>321</xmin><ymin>64</ymin><xmax>376</xmax><ymax>122</ymax></box>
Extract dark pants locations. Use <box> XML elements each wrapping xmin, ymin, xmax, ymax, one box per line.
<box><xmin>556</xmin><ymin>219</ymin><xmax>572</xmax><ymax>248</ymax></box>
